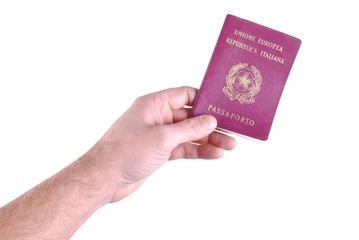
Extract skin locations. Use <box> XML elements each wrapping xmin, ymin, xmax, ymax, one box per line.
<box><xmin>0</xmin><ymin>86</ymin><xmax>236</xmax><ymax>240</ymax></box>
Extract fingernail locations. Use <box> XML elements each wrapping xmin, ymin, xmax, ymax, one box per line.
<box><xmin>202</xmin><ymin>115</ymin><xmax>217</xmax><ymax>130</ymax></box>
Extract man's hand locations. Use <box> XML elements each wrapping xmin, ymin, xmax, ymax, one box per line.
<box><xmin>86</xmin><ymin>86</ymin><xmax>236</xmax><ymax>202</ymax></box>
<box><xmin>0</xmin><ymin>86</ymin><xmax>236</xmax><ymax>239</ymax></box>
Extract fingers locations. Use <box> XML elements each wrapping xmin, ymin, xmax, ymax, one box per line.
<box><xmin>172</xmin><ymin>108</ymin><xmax>191</xmax><ymax>123</ymax></box>
<box><xmin>169</xmin><ymin>111</ymin><xmax>237</xmax><ymax>150</ymax></box>
<box><xmin>159</xmin><ymin>86</ymin><xmax>198</xmax><ymax>110</ymax></box>
<box><xmin>169</xmin><ymin>142</ymin><xmax>225</xmax><ymax>160</ymax></box>
<box><xmin>165</xmin><ymin>115</ymin><xmax>217</xmax><ymax>148</ymax></box>
<box><xmin>193</xmin><ymin>130</ymin><xmax>237</xmax><ymax>151</ymax></box>
<box><xmin>168</xmin><ymin>131</ymin><xmax>236</xmax><ymax>160</ymax></box>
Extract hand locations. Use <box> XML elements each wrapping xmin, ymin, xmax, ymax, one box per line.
<box><xmin>0</xmin><ymin>86</ymin><xmax>237</xmax><ymax>239</ymax></box>
<box><xmin>87</xmin><ymin>86</ymin><xmax>237</xmax><ymax>202</ymax></box>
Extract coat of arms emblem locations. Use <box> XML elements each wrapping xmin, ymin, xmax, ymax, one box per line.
<box><xmin>223</xmin><ymin>63</ymin><xmax>262</xmax><ymax>104</ymax></box>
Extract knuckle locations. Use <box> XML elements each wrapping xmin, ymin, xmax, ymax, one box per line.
<box><xmin>183</xmin><ymin>118</ymin><xmax>200</xmax><ymax>134</ymax></box>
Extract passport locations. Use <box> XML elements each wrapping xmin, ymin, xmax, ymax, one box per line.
<box><xmin>191</xmin><ymin>14</ymin><xmax>301</xmax><ymax>141</ymax></box>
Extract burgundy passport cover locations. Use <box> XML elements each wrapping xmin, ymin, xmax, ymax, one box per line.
<box><xmin>191</xmin><ymin>14</ymin><xmax>301</xmax><ymax>141</ymax></box>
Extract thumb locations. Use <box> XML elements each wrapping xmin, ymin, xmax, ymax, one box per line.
<box><xmin>167</xmin><ymin>115</ymin><xmax>217</xmax><ymax>145</ymax></box>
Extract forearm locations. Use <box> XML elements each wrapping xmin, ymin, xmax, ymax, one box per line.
<box><xmin>0</xmin><ymin>86</ymin><xmax>236</xmax><ymax>239</ymax></box>
<box><xmin>0</xmin><ymin>148</ymin><xmax>117</xmax><ymax>240</ymax></box>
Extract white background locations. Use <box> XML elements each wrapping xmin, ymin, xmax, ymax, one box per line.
<box><xmin>1</xmin><ymin>1</ymin><xmax>358</xmax><ymax>239</ymax></box>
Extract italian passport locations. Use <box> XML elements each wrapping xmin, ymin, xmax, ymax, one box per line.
<box><xmin>191</xmin><ymin>14</ymin><xmax>301</xmax><ymax>141</ymax></box>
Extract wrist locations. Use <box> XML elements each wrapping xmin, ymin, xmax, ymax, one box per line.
<box><xmin>81</xmin><ymin>138</ymin><xmax>148</xmax><ymax>203</ymax></box>
<box><xmin>74</xmin><ymin>147</ymin><xmax>119</xmax><ymax>206</ymax></box>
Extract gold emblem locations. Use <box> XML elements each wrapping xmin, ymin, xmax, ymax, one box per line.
<box><xmin>223</xmin><ymin>63</ymin><xmax>262</xmax><ymax>104</ymax></box>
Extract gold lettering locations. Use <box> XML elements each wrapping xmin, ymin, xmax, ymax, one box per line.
<box><xmin>234</xmin><ymin>30</ymin><xmax>256</xmax><ymax>42</ymax></box>
<box><xmin>260</xmin><ymin>50</ymin><xmax>284</xmax><ymax>64</ymax></box>
<box><xmin>208</xmin><ymin>104</ymin><xmax>214</xmax><ymax>112</ymax></box>
<box><xmin>226</xmin><ymin>38</ymin><xmax>257</xmax><ymax>54</ymax></box>
<box><xmin>206</xmin><ymin>104</ymin><xmax>255</xmax><ymax>126</ymax></box>
<box><xmin>240</xmin><ymin>117</ymin><xmax>246</xmax><ymax>123</ymax></box>
<box><xmin>257</xmin><ymin>38</ymin><xmax>283</xmax><ymax>52</ymax></box>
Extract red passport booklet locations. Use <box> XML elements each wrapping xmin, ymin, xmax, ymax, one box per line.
<box><xmin>191</xmin><ymin>14</ymin><xmax>301</xmax><ymax>141</ymax></box>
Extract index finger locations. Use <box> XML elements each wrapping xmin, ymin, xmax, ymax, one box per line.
<box><xmin>159</xmin><ymin>86</ymin><xmax>198</xmax><ymax>110</ymax></box>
